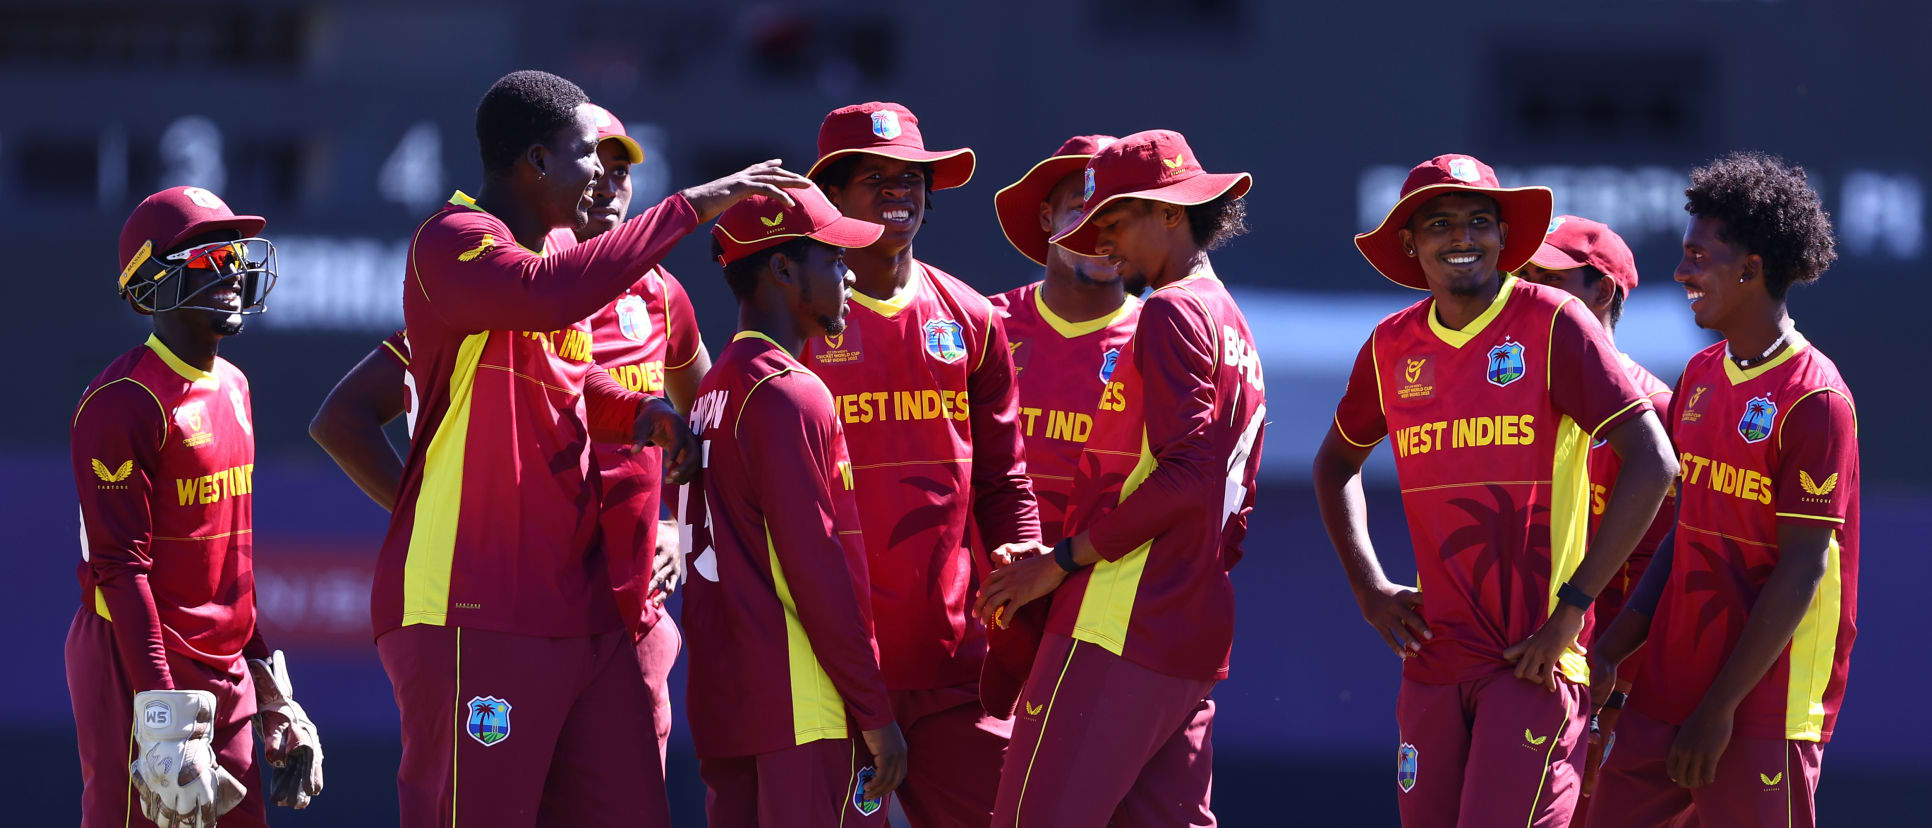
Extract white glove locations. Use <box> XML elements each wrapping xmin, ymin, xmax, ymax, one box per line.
<box><xmin>130</xmin><ymin>689</ymin><xmax>247</xmax><ymax>828</ymax></box>
<box><xmin>248</xmin><ymin>650</ymin><xmax>324</xmax><ymax>809</ymax></box>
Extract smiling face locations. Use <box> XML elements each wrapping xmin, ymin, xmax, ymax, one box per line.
<box><xmin>1087</xmin><ymin>198</ymin><xmax>1179</xmax><ymax>286</ymax></box>
<box><xmin>1043</xmin><ymin>173</ymin><xmax>1119</xmax><ymax>285</ymax></box>
<box><xmin>1675</xmin><ymin>215</ymin><xmax>1762</xmax><ymax>331</ymax></box>
<box><xmin>1399</xmin><ymin>193</ymin><xmax>1508</xmax><ymax>297</ymax></box>
<box><xmin>581</xmin><ymin>140</ymin><xmax>633</xmax><ymax>240</ymax></box>
<box><xmin>824</xmin><ymin>155</ymin><xmax>929</xmax><ymax>251</ymax></box>
<box><xmin>536</xmin><ymin>103</ymin><xmax>605</xmax><ymax>232</ymax></box>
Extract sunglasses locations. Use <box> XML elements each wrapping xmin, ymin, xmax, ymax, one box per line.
<box><xmin>164</xmin><ymin>240</ymin><xmax>249</xmax><ymax>272</ymax></box>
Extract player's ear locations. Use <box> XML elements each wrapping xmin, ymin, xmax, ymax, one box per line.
<box><xmin>1594</xmin><ymin>275</ymin><xmax>1618</xmax><ymax>310</ymax></box>
<box><xmin>525</xmin><ymin>142</ymin><xmax>548</xmax><ymax>178</ymax></box>
<box><xmin>1742</xmin><ymin>253</ymin><xmax>1763</xmax><ymax>285</ymax></box>
<box><xmin>1038</xmin><ymin>201</ymin><xmax>1054</xmax><ymax>234</ymax></box>
<box><xmin>1497</xmin><ymin>220</ymin><xmax>1509</xmax><ymax>247</ymax></box>
<box><xmin>1398</xmin><ymin>227</ymin><xmax>1416</xmax><ymax>256</ymax></box>
<box><xmin>1161</xmin><ymin>202</ymin><xmax>1186</xmax><ymax>230</ymax></box>
<box><xmin>768</xmin><ymin>251</ymin><xmax>799</xmax><ymax>290</ymax></box>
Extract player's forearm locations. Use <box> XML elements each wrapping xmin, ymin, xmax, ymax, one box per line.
<box><xmin>1570</xmin><ymin>416</ymin><xmax>1678</xmax><ymax>598</ymax></box>
<box><xmin>309</xmin><ymin>413</ymin><xmax>404</xmax><ymax>510</ymax></box>
<box><xmin>242</xmin><ymin>625</ymin><xmax>272</xmax><ymax>662</ymax></box>
<box><xmin>1313</xmin><ymin>433</ymin><xmax>1392</xmax><ymax>598</ymax></box>
<box><xmin>973</xmin><ymin>472</ymin><xmax>1041</xmax><ymax>549</ymax></box>
<box><xmin>664</xmin><ymin>347</ymin><xmax>710</xmax><ymax>415</ymax></box>
<box><xmin>584</xmin><ymin>368</ymin><xmax>648</xmax><ymax>445</ymax></box>
<box><xmin>1698</xmin><ymin>525</ymin><xmax>1831</xmax><ymax>713</ymax></box>
<box><xmin>98</xmin><ymin>573</ymin><xmax>175</xmax><ymax>691</ymax></box>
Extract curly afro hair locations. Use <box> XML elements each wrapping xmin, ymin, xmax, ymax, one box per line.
<box><xmin>476</xmin><ymin>70</ymin><xmax>588</xmax><ymax>174</ymax></box>
<box><xmin>1185</xmin><ymin>193</ymin><xmax>1249</xmax><ymax>251</ymax></box>
<box><xmin>1684</xmin><ymin>151</ymin><xmax>1838</xmax><ymax>299</ymax></box>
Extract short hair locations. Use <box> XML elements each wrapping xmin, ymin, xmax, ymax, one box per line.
<box><xmin>1684</xmin><ymin>151</ymin><xmax>1838</xmax><ymax>300</ymax></box>
<box><xmin>476</xmin><ymin>70</ymin><xmax>588</xmax><ymax>174</ymax></box>
<box><xmin>812</xmin><ymin>155</ymin><xmax>934</xmax><ymax>212</ymax></box>
<box><xmin>714</xmin><ymin>236</ymin><xmax>821</xmax><ymax>301</ymax></box>
<box><xmin>1572</xmin><ymin>265</ymin><xmax>1626</xmax><ymax>329</ymax></box>
<box><xmin>1185</xmin><ymin>193</ymin><xmax>1249</xmax><ymax>251</ymax></box>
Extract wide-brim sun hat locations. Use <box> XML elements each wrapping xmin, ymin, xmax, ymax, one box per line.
<box><xmin>1048</xmin><ymin>129</ymin><xmax>1252</xmax><ymax>257</ymax></box>
<box><xmin>1354</xmin><ymin>153</ymin><xmax>1553</xmax><ymax>290</ymax></box>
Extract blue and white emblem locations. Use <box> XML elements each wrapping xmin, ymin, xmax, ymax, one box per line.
<box><xmin>1083</xmin><ymin>167</ymin><xmax>1096</xmax><ymax>202</ymax></box>
<box><xmin>870</xmin><ymin>110</ymin><xmax>901</xmax><ymax>140</ymax></box>
<box><xmin>1737</xmin><ymin>395</ymin><xmax>1777</xmax><ymax>444</ymax></box>
<box><xmin>1486</xmin><ymin>338</ymin><xmax>1526</xmax><ymax>387</ymax></box>
<box><xmin>852</xmin><ymin>766</ymin><xmax>883</xmax><ymax>815</ymax></box>
<box><xmin>466</xmin><ymin>696</ymin><xmax>512</xmax><ymax>747</ymax></box>
<box><xmin>1397</xmin><ymin>742</ymin><xmax>1419</xmax><ymax>793</ymax></box>
<box><xmin>614</xmin><ymin>294</ymin><xmax>651</xmax><ymax>343</ymax></box>
<box><xmin>1547</xmin><ymin>216</ymin><xmax>1567</xmax><ymax>235</ymax></box>
<box><xmin>922</xmin><ymin>318</ymin><xmax>967</xmax><ymax>364</ymax></box>
<box><xmin>1099</xmin><ymin>347</ymin><xmax>1121</xmax><ymax>383</ymax></box>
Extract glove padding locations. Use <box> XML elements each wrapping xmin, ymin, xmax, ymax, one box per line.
<box><xmin>248</xmin><ymin>650</ymin><xmax>324</xmax><ymax>809</ymax></box>
<box><xmin>130</xmin><ymin>689</ymin><xmax>248</xmax><ymax>828</ymax></box>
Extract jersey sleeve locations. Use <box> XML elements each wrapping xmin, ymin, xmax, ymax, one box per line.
<box><xmin>379</xmin><ymin>330</ymin><xmax>410</xmax><ymax>367</ymax></box>
<box><xmin>409</xmin><ymin>195</ymin><xmax>698</xmax><ymax>334</ymax></box>
<box><xmin>584</xmin><ymin>366</ymin><xmax>646</xmax><ymax>445</ymax></box>
<box><xmin>738</xmin><ymin>376</ymin><xmax>894</xmax><ymax>731</ymax></box>
<box><xmin>1774</xmin><ymin>389</ymin><xmax>1857</xmax><ymax>525</ymax></box>
<box><xmin>1549</xmin><ymin>299</ymin><xmax>1650</xmax><ymax>436</ymax></box>
<box><xmin>1087</xmin><ymin>294</ymin><xmax>1220</xmax><ymax>561</ymax></box>
<box><xmin>71</xmin><ymin>380</ymin><xmax>174</xmax><ymax>692</ymax></box>
<box><xmin>967</xmin><ymin>311</ymin><xmax>1042</xmax><ymax>549</ymax></box>
<box><xmin>1333</xmin><ymin>335</ymin><xmax>1387</xmax><ymax>447</ymax></box>
<box><xmin>660</xmin><ymin>270</ymin><xmax>704</xmax><ymax>371</ymax></box>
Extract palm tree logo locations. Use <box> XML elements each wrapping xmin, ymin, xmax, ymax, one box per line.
<box><xmin>1437</xmin><ymin>484</ymin><xmax>1552</xmax><ymax>632</ymax></box>
<box><xmin>1677</xmin><ymin>536</ymin><xmax>1775</xmax><ymax>652</ymax></box>
<box><xmin>1487</xmin><ymin>338</ymin><xmax>1526</xmax><ymax>388</ymax></box>
<box><xmin>1737</xmin><ymin>395</ymin><xmax>1777</xmax><ymax>444</ymax></box>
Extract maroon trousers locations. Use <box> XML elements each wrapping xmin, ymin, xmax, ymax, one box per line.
<box><xmin>67</xmin><ymin>608</ymin><xmax>268</xmax><ymax>828</ymax></box>
<box><xmin>699</xmin><ymin>736</ymin><xmax>887</xmax><ymax>828</ymax></box>
<box><xmin>377</xmin><ymin>624</ymin><xmax>667</xmax><ymax>828</ymax></box>
<box><xmin>1588</xmin><ymin>707</ymin><xmax>1824</xmax><ymax>828</ymax></box>
<box><xmin>1394</xmin><ymin>671</ymin><xmax>1588</xmax><ymax>828</ymax></box>
<box><xmin>993</xmin><ymin>633</ymin><xmax>1217</xmax><ymax>827</ymax></box>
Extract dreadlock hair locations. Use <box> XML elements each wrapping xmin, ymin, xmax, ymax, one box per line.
<box><xmin>476</xmin><ymin>70</ymin><xmax>588</xmax><ymax>175</ymax></box>
<box><xmin>1684</xmin><ymin>151</ymin><xmax>1838</xmax><ymax>300</ymax></box>
<box><xmin>811</xmin><ymin>155</ymin><xmax>935</xmax><ymax>215</ymax></box>
<box><xmin>714</xmin><ymin>236</ymin><xmax>821</xmax><ymax>302</ymax></box>
<box><xmin>1185</xmin><ymin>193</ymin><xmax>1249</xmax><ymax>251</ymax></box>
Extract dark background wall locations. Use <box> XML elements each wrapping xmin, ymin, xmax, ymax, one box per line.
<box><xmin>4</xmin><ymin>1</ymin><xmax>1926</xmax><ymax>823</ymax></box>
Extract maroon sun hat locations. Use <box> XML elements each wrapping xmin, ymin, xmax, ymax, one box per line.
<box><xmin>993</xmin><ymin>134</ymin><xmax>1118</xmax><ymax>266</ymax></box>
<box><xmin>1529</xmin><ymin>214</ymin><xmax>1639</xmax><ymax>294</ymax></box>
<box><xmin>805</xmin><ymin>102</ymin><xmax>976</xmax><ymax>191</ymax></box>
<box><xmin>118</xmin><ymin>186</ymin><xmax>266</xmax><ymax>295</ymax></box>
<box><xmin>1048</xmin><ymin>129</ymin><xmax>1252</xmax><ymax>257</ymax></box>
<box><xmin>711</xmin><ymin>182</ymin><xmax>884</xmax><ymax>265</ymax></box>
<box><xmin>1354</xmin><ymin>154</ymin><xmax>1553</xmax><ymax>290</ymax></box>
<box><xmin>584</xmin><ymin>103</ymin><xmax>644</xmax><ymax>164</ymax></box>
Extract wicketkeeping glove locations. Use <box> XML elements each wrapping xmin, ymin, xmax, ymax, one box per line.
<box><xmin>248</xmin><ymin>650</ymin><xmax>325</xmax><ymax>808</ymax></box>
<box><xmin>129</xmin><ymin>689</ymin><xmax>248</xmax><ymax>827</ymax></box>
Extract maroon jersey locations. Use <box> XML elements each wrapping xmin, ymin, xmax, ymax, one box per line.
<box><xmin>802</xmin><ymin>261</ymin><xmax>1039</xmax><ymax>690</ymax></box>
<box><xmin>989</xmin><ymin>281</ymin><xmax>1140</xmax><ymax>543</ymax></box>
<box><xmin>1632</xmin><ymin>335</ymin><xmax>1859</xmax><ymax>742</ymax></box>
<box><xmin>373</xmin><ymin>191</ymin><xmax>694</xmax><ymax>639</ymax></box>
<box><xmin>679</xmin><ymin>332</ymin><xmax>893</xmax><ymax>758</ymax></box>
<box><xmin>72</xmin><ymin>335</ymin><xmax>261</xmax><ymax>690</ymax></box>
<box><xmin>1586</xmin><ymin>355</ymin><xmax>1675</xmax><ymax>657</ymax></box>
<box><xmin>1332</xmin><ymin>275</ymin><xmax>1651</xmax><ymax>686</ymax></box>
<box><xmin>1057</xmin><ymin>268</ymin><xmax>1267</xmax><ymax>681</ymax></box>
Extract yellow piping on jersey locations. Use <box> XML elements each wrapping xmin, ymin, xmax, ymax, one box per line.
<box><xmin>1785</xmin><ymin>532</ymin><xmax>1842</xmax><ymax>741</ymax></box>
<box><xmin>767</xmin><ymin>525</ymin><xmax>849</xmax><ymax>744</ymax></box>
<box><xmin>1776</xmin><ymin>387</ymin><xmax>1858</xmax><ymax>452</ymax></box>
<box><xmin>1072</xmin><ymin>428</ymin><xmax>1157</xmax><ymax>655</ymax></box>
<box><xmin>75</xmin><ymin>376</ymin><xmax>169</xmax><ymax>451</ymax></box>
<box><xmin>1427</xmin><ymin>274</ymin><xmax>1515</xmax><ymax>349</ymax></box>
<box><xmin>401</xmin><ymin>331</ymin><xmax>489</xmax><ymax>627</ymax></box>
<box><xmin>1723</xmin><ymin>331</ymin><xmax>1809</xmax><ymax>385</ymax></box>
<box><xmin>146</xmin><ymin>334</ymin><xmax>216</xmax><ymax>385</ymax></box>
<box><xmin>846</xmin><ymin>262</ymin><xmax>925</xmax><ymax>318</ymax></box>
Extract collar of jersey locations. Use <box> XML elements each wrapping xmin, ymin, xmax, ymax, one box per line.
<box><xmin>848</xmin><ymin>262</ymin><xmax>926</xmax><ymax>318</ymax></box>
<box><xmin>1152</xmin><ymin>262</ymin><xmax>1219</xmax><ymax>296</ymax></box>
<box><xmin>1034</xmin><ymin>285</ymin><xmax>1137</xmax><ymax>340</ymax></box>
<box><xmin>447</xmin><ymin>190</ymin><xmax>549</xmax><ymax>255</ymax></box>
<box><xmin>1722</xmin><ymin>330</ymin><xmax>1809</xmax><ymax>385</ymax></box>
<box><xmin>1427</xmin><ymin>273</ymin><xmax>1516</xmax><ymax>349</ymax></box>
<box><xmin>145</xmin><ymin>334</ymin><xmax>217</xmax><ymax>385</ymax></box>
<box><xmin>732</xmin><ymin>330</ymin><xmax>786</xmax><ymax>351</ymax></box>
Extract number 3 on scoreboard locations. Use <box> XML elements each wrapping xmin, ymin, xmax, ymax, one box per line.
<box><xmin>677</xmin><ymin>440</ymin><xmax>720</xmax><ymax>582</ymax></box>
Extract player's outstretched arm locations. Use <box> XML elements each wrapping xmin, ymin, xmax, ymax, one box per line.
<box><xmin>309</xmin><ymin>343</ymin><xmax>408</xmax><ymax>510</ymax></box>
<box><xmin>1313</xmin><ymin>422</ymin><xmax>1431</xmax><ymax>659</ymax></box>
<box><xmin>677</xmin><ymin>159</ymin><xmax>812</xmax><ymax>223</ymax></box>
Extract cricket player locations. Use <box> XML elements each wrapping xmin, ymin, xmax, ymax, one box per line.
<box><xmin>1311</xmin><ymin>154</ymin><xmax>1678</xmax><ymax>828</ymax></box>
<box><xmin>803</xmin><ymin>101</ymin><xmax>1040</xmax><ymax>826</ymax></box>
<box><xmin>1588</xmin><ymin>152</ymin><xmax>1855</xmax><ymax>828</ymax></box>
<box><xmin>1517</xmin><ymin>215</ymin><xmax>1676</xmax><ymax>813</ymax></box>
<box><xmin>371</xmin><ymin>70</ymin><xmax>806</xmax><ymax>827</ymax></box>
<box><xmin>70</xmin><ymin>185</ymin><xmax>324</xmax><ymax>827</ymax></box>
<box><xmin>310</xmin><ymin>104</ymin><xmax>702</xmax><ymax>768</ymax></box>
<box><xmin>975</xmin><ymin>128</ymin><xmax>1263</xmax><ymax>826</ymax></box>
<box><xmin>679</xmin><ymin>183</ymin><xmax>906</xmax><ymax>826</ymax></box>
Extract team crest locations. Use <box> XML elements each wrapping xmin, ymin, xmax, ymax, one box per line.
<box><xmin>615</xmin><ymin>294</ymin><xmax>651</xmax><ymax>343</ymax></box>
<box><xmin>1447</xmin><ymin>157</ymin><xmax>1480</xmax><ymax>183</ymax></box>
<box><xmin>869</xmin><ymin>110</ymin><xmax>901</xmax><ymax>140</ymax></box>
<box><xmin>1737</xmin><ymin>395</ymin><xmax>1777</xmax><ymax>444</ymax></box>
<box><xmin>1083</xmin><ymin>167</ymin><xmax>1096</xmax><ymax>202</ymax></box>
<box><xmin>1099</xmin><ymin>347</ymin><xmax>1121</xmax><ymax>383</ymax></box>
<box><xmin>1397</xmin><ymin>742</ymin><xmax>1419</xmax><ymax>792</ymax></box>
<box><xmin>922</xmin><ymin>318</ymin><xmax>967</xmax><ymax>364</ymax></box>
<box><xmin>852</xmin><ymin>766</ymin><xmax>883</xmax><ymax>815</ymax></box>
<box><xmin>1485</xmin><ymin>338</ymin><xmax>1526</xmax><ymax>387</ymax></box>
<box><xmin>1547</xmin><ymin>216</ymin><xmax>1566</xmax><ymax>235</ymax></box>
<box><xmin>465</xmin><ymin>696</ymin><xmax>512</xmax><ymax>747</ymax></box>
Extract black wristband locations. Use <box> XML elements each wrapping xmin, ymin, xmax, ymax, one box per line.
<box><xmin>1557</xmin><ymin>581</ymin><xmax>1594</xmax><ymax>610</ymax></box>
<box><xmin>1052</xmin><ymin>538</ymin><xmax>1085</xmax><ymax>573</ymax></box>
<box><xmin>1604</xmin><ymin>691</ymin><xmax>1628</xmax><ymax>710</ymax></box>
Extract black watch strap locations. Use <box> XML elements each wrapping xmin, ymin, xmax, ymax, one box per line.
<box><xmin>1604</xmin><ymin>691</ymin><xmax>1629</xmax><ymax>711</ymax></box>
<box><xmin>1557</xmin><ymin>581</ymin><xmax>1594</xmax><ymax>611</ymax></box>
<box><xmin>1052</xmin><ymin>538</ymin><xmax>1085</xmax><ymax>573</ymax></box>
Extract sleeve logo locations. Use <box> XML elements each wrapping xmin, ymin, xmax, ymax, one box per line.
<box><xmin>457</xmin><ymin>234</ymin><xmax>497</xmax><ymax>262</ymax></box>
<box><xmin>1737</xmin><ymin>395</ymin><xmax>1777</xmax><ymax>444</ymax></box>
<box><xmin>1799</xmin><ymin>470</ymin><xmax>1839</xmax><ymax>497</ymax></box>
<box><xmin>92</xmin><ymin>459</ymin><xmax>134</xmax><ymax>483</ymax></box>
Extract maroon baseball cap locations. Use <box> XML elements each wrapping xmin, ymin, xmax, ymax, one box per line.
<box><xmin>711</xmin><ymin>182</ymin><xmax>884</xmax><ymax>265</ymax></box>
<box><xmin>805</xmin><ymin>102</ymin><xmax>975</xmax><ymax>191</ymax></box>
<box><xmin>1048</xmin><ymin>129</ymin><xmax>1252</xmax><ymax>257</ymax></box>
<box><xmin>1354</xmin><ymin>154</ymin><xmax>1553</xmax><ymax>290</ymax></box>
<box><xmin>118</xmin><ymin>186</ymin><xmax>265</xmax><ymax>294</ymax></box>
<box><xmin>1529</xmin><ymin>214</ymin><xmax>1639</xmax><ymax>293</ymax></box>
<box><xmin>584</xmin><ymin>103</ymin><xmax>644</xmax><ymax>164</ymax></box>
<box><xmin>994</xmin><ymin>134</ymin><xmax>1118</xmax><ymax>266</ymax></box>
